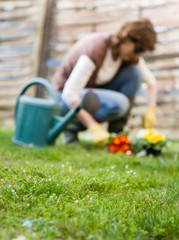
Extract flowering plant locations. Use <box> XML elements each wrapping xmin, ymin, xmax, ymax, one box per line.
<box><xmin>107</xmin><ymin>129</ymin><xmax>167</xmax><ymax>156</ymax></box>
<box><xmin>107</xmin><ymin>133</ymin><xmax>133</xmax><ymax>154</ymax></box>
<box><xmin>131</xmin><ymin>129</ymin><xmax>167</xmax><ymax>156</ymax></box>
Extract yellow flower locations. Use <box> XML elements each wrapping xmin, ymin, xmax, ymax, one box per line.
<box><xmin>142</xmin><ymin>129</ymin><xmax>165</xmax><ymax>143</ymax></box>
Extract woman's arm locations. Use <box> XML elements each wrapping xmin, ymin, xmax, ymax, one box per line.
<box><xmin>70</xmin><ymin>99</ymin><xmax>96</xmax><ymax>128</ymax></box>
<box><xmin>62</xmin><ymin>55</ymin><xmax>109</xmax><ymax>144</ymax></box>
<box><xmin>62</xmin><ymin>55</ymin><xmax>96</xmax><ymax>107</ymax></box>
<box><xmin>146</xmin><ymin>82</ymin><xmax>158</xmax><ymax>106</ymax></box>
<box><xmin>138</xmin><ymin>57</ymin><xmax>158</xmax><ymax>105</ymax></box>
<box><xmin>61</xmin><ymin>55</ymin><xmax>98</xmax><ymax>127</ymax></box>
<box><xmin>138</xmin><ymin>57</ymin><xmax>158</xmax><ymax>128</ymax></box>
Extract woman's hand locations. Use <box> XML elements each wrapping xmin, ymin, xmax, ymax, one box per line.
<box><xmin>77</xmin><ymin>109</ymin><xmax>110</xmax><ymax>146</ymax></box>
<box><xmin>143</xmin><ymin>81</ymin><xmax>157</xmax><ymax>129</ymax></box>
<box><xmin>88</xmin><ymin>122</ymin><xmax>110</xmax><ymax>147</ymax></box>
<box><xmin>142</xmin><ymin>105</ymin><xmax>156</xmax><ymax>128</ymax></box>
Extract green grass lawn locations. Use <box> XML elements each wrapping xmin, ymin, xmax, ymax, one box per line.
<box><xmin>0</xmin><ymin>126</ymin><xmax>179</xmax><ymax>240</ymax></box>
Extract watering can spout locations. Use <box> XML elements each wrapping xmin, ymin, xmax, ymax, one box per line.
<box><xmin>47</xmin><ymin>106</ymin><xmax>80</xmax><ymax>144</ymax></box>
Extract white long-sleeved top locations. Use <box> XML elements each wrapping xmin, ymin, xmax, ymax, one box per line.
<box><xmin>62</xmin><ymin>49</ymin><xmax>157</xmax><ymax>107</ymax></box>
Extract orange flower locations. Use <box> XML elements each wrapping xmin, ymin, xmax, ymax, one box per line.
<box><xmin>120</xmin><ymin>135</ymin><xmax>128</xmax><ymax>142</ymax></box>
<box><xmin>121</xmin><ymin>144</ymin><xmax>130</xmax><ymax>152</ymax></box>
<box><xmin>107</xmin><ymin>134</ymin><xmax>132</xmax><ymax>154</ymax></box>
<box><xmin>107</xmin><ymin>144</ymin><xmax>120</xmax><ymax>153</ymax></box>
<box><xmin>112</xmin><ymin>136</ymin><xmax>121</xmax><ymax>145</ymax></box>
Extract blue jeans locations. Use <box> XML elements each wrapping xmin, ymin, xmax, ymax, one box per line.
<box><xmin>58</xmin><ymin>64</ymin><xmax>142</xmax><ymax>124</ymax></box>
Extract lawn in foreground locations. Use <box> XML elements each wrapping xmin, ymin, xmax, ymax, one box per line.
<box><xmin>0</xmin><ymin>127</ymin><xmax>179</xmax><ymax>240</ymax></box>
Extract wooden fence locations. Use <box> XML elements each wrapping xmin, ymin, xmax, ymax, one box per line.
<box><xmin>0</xmin><ymin>0</ymin><xmax>47</xmax><ymax>125</ymax></box>
<box><xmin>0</xmin><ymin>0</ymin><xmax>179</xmax><ymax>139</ymax></box>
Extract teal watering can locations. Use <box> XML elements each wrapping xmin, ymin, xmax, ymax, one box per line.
<box><xmin>12</xmin><ymin>78</ymin><xmax>100</xmax><ymax>147</ymax></box>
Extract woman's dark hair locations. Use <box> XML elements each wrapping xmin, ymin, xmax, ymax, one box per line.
<box><xmin>110</xmin><ymin>18</ymin><xmax>157</xmax><ymax>60</ymax></box>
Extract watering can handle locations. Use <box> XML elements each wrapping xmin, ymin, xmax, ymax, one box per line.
<box><xmin>14</xmin><ymin>78</ymin><xmax>57</xmax><ymax>122</ymax></box>
<box><xmin>18</xmin><ymin>77</ymin><xmax>57</xmax><ymax>100</ymax></box>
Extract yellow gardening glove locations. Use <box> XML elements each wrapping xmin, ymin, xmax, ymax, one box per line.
<box><xmin>142</xmin><ymin>106</ymin><xmax>156</xmax><ymax>129</ymax></box>
<box><xmin>88</xmin><ymin>123</ymin><xmax>110</xmax><ymax>147</ymax></box>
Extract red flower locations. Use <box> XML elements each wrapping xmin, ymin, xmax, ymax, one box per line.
<box><xmin>107</xmin><ymin>144</ymin><xmax>120</xmax><ymax>154</ymax></box>
<box><xmin>112</xmin><ymin>136</ymin><xmax>121</xmax><ymax>145</ymax></box>
<box><xmin>121</xmin><ymin>144</ymin><xmax>130</xmax><ymax>152</ymax></box>
<box><xmin>107</xmin><ymin>134</ymin><xmax>132</xmax><ymax>154</ymax></box>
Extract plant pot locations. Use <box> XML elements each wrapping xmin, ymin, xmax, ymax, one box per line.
<box><xmin>146</xmin><ymin>148</ymin><xmax>161</xmax><ymax>156</ymax></box>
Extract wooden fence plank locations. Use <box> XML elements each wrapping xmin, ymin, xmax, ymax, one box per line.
<box><xmin>0</xmin><ymin>0</ymin><xmax>48</xmax><ymax>122</ymax></box>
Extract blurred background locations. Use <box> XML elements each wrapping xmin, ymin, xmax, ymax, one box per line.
<box><xmin>0</xmin><ymin>0</ymin><xmax>179</xmax><ymax>139</ymax></box>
